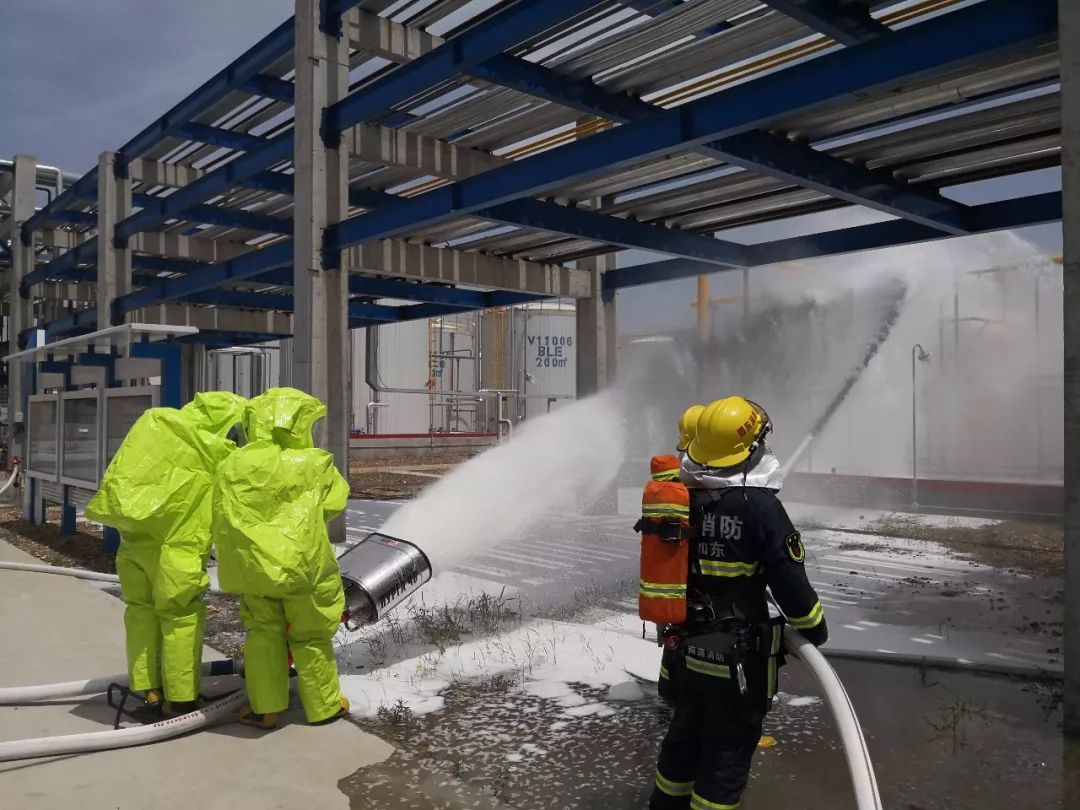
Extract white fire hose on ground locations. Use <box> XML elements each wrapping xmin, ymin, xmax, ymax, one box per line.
<box><xmin>0</xmin><ymin>560</ymin><xmax>122</xmax><ymax>583</ymax></box>
<box><xmin>0</xmin><ymin>561</ymin><xmax>226</xmax><ymax>595</ymax></box>
<box><xmin>0</xmin><ymin>660</ymin><xmax>245</xmax><ymax>762</ymax></box>
<box><xmin>0</xmin><ymin>659</ymin><xmax>241</xmax><ymax>705</ymax></box>
<box><xmin>0</xmin><ymin>690</ymin><xmax>247</xmax><ymax>763</ymax></box>
<box><xmin>784</xmin><ymin>628</ymin><xmax>883</xmax><ymax>810</ymax></box>
<box><xmin>0</xmin><ymin>460</ymin><xmax>226</xmax><ymax>594</ymax></box>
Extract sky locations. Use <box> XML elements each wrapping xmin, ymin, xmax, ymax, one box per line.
<box><xmin>0</xmin><ymin>0</ymin><xmax>1064</xmax><ymax>337</ymax></box>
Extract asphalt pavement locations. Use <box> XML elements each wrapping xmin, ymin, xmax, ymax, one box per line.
<box><xmin>344</xmin><ymin>496</ymin><xmax>1063</xmax><ymax>674</ymax></box>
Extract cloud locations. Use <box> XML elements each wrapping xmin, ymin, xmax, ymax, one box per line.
<box><xmin>0</xmin><ymin>0</ymin><xmax>293</xmax><ymax>170</ymax></box>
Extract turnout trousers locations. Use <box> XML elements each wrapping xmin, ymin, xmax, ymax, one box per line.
<box><xmin>649</xmin><ymin>658</ymin><xmax>770</xmax><ymax>810</ymax></box>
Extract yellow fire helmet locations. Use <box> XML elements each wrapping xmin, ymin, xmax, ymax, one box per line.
<box><xmin>687</xmin><ymin>396</ymin><xmax>770</xmax><ymax>468</ymax></box>
<box><xmin>676</xmin><ymin>404</ymin><xmax>706</xmax><ymax>452</ymax></box>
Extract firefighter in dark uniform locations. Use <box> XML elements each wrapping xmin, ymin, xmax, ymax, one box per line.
<box><xmin>650</xmin><ymin>396</ymin><xmax>828</xmax><ymax>810</ymax></box>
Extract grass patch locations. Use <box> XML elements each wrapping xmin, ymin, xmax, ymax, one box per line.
<box><xmin>927</xmin><ymin>698</ymin><xmax>990</xmax><ymax>756</ymax></box>
<box><xmin>376</xmin><ymin>698</ymin><xmax>417</xmax><ymax>729</ymax></box>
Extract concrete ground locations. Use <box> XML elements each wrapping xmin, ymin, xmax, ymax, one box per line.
<box><xmin>0</xmin><ymin>539</ymin><xmax>393</xmax><ymax>810</ymax></box>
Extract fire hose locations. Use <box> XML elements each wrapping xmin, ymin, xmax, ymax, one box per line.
<box><xmin>0</xmin><ymin>690</ymin><xmax>247</xmax><ymax>763</ymax></box>
<box><xmin>0</xmin><ymin>659</ymin><xmax>241</xmax><ymax>705</ymax></box>
<box><xmin>784</xmin><ymin>628</ymin><xmax>883</xmax><ymax>810</ymax></box>
<box><xmin>0</xmin><ymin>560</ymin><xmax>228</xmax><ymax>595</ymax></box>
<box><xmin>0</xmin><ymin>533</ymin><xmax>427</xmax><ymax>762</ymax></box>
<box><xmin>0</xmin><ymin>460</ymin><xmax>20</xmax><ymax>498</ymax></box>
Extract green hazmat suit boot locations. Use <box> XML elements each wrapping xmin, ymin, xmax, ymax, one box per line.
<box><xmin>212</xmin><ymin>387</ymin><xmax>350</xmax><ymax>725</ymax></box>
<box><xmin>86</xmin><ymin>391</ymin><xmax>247</xmax><ymax>703</ymax></box>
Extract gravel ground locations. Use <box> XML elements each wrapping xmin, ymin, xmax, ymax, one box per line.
<box><xmin>348</xmin><ymin>453</ymin><xmax>478</xmax><ymax>471</ymax></box>
<box><xmin>0</xmin><ymin>505</ymin><xmax>115</xmax><ymax>574</ymax></box>
<box><xmin>350</xmin><ymin>471</ymin><xmax>439</xmax><ymax>500</ymax></box>
<box><xmin>348</xmin><ymin>451</ymin><xmax>479</xmax><ymax>499</ymax></box>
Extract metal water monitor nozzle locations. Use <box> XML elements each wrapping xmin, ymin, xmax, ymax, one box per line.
<box><xmin>338</xmin><ymin>532</ymin><xmax>433</xmax><ymax>630</ymax></box>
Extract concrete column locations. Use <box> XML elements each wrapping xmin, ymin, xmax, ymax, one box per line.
<box><xmin>1061</xmin><ymin>0</ymin><xmax>1080</xmax><ymax>737</ymax></box>
<box><xmin>575</xmin><ymin>253</ymin><xmax>617</xmax><ymax>398</ymax></box>
<box><xmin>96</xmin><ymin>151</ymin><xmax>132</xmax><ymax>328</ymax></box>
<box><xmin>294</xmin><ymin>0</ymin><xmax>351</xmax><ymax>541</ymax></box>
<box><xmin>8</xmin><ymin>155</ymin><xmax>37</xmax><ymax>463</ymax></box>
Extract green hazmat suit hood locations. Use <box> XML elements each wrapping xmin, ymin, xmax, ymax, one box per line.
<box><xmin>86</xmin><ymin>391</ymin><xmax>247</xmax><ymax>611</ymax></box>
<box><xmin>213</xmin><ymin>387</ymin><xmax>349</xmax><ymax>598</ymax></box>
<box><xmin>86</xmin><ymin>392</ymin><xmax>245</xmax><ymax>541</ymax></box>
<box><xmin>242</xmin><ymin>387</ymin><xmax>325</xmax><ymax>449</ymax></box>
<box><xmin>182</xmin><ymin>391</ymin><xmax>248</xmax><ymax>438</ymax></box>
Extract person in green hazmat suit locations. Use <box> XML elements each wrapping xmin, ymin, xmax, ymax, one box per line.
<box><xmin>86</xmin><ymin>391</ymin><xmax>247</xmax><ymax>717</ymax></box>
<box><xmin>212</xmin><ymin>387</ymin><xmax>351</xmax><ymax>729</ymax></box>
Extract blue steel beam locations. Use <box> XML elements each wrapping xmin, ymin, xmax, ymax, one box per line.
<box><xmin>116</xmin><ymin>236</ymin><xmax>551</xmax><ymax>319</ymax></box>
<box><xmin>468</xmin><ymin>54</ymin><xmax>973</xmax><ymax>234</ymax></box>
<box><xmin>603</xmin><ymin>191</ymin><xmax>1062</xmax><ymax>290</ymax></box>
<box><xmin>709</xmin><ymin>131</ymin><xmax>972</xmax><ymax>234</ymax></box>
<box><xmin>114</xmin><ymin>133</ymin><xmax>293</xmax><ymax>242</ymax></box>
<box><xmin>245</xmin><ymin>171</ymin><xmax>296</xmax><ymax>196</ymax></box>
<box><xmin>240</xmin><ymin>161</ymin><xmax>749</xmax><ymax>267</ymax></box>
<box><xmin>23</xmin><ymin>19</ymin><xmax>295</xmax><ymax>238</ymax></box>
<box><xmin>133</xmin><ymin>255</ymin><xmax>210</xmax><ymax>274</ymax></box>
<box><xmin>50</xmin><ymin>210</ymin><xmax>97</xmax><ymax>227</ymax></box>
<box><xmin>475</xmin><ymin>198</ymin><xmax>748</xmax><ymax>267</ymax></box>
<box><xmin>180</xmin><ymin>288</ymin><xmax>400</xmax><ymax>321</ymax></box>
<box><xmin>178</xmin><ymin>330</ymin><xmax>291</xmax><ymax>347</ymax></box>
<box><xmin>327</xmin><ymin>0</ymin><xmax>1055</xmax><ymax>256</ymax></box>
<box><xmin>43</xmin><ymin>309</ymin><xmax>98</xmax><ymax>340</ymax></box>
<box><xmin>335</xmin><ymin>175</ymin><xmax>749</xmax><ymax>266</ymax></box>
<box><xmin>758</xmin><ymin>0</ymin><xmax>889</xmax><ymax>45</ymax></box>
<box><xmin>21</xmin><ymin>170</ymin><xmax>99</xmax><ymax>241</ymax></box>
<box><xmin>21</xmin><ymin>238</ymin><xmax>98</xmax><ymax>294</ymax></box>
<box><xmin>320</xmin><ymin>0</ymin><xmax>358</xmax><ymax>36</ymax></box>
<box><xmin>118</xmin><ymin>18</ymin><xmax>295</xmax><ymax>166</ymax></box>
<box><xmin>38</xmin><ymin>243</ymin><xmax>538</xmax><ymax>313</ymax></box>
<box><xmin>241</xmin><ymin>75</ymin><xmax>295</xmax><ymax>103</ymax></box>
<box><xmin>257</xmin><ymin>268</ymin><xmax>491</xmax><ymax>305</ymax></box>
<box><xmin>112</xmin><ymin>240</ymin><xmax>294</xmax><ymax>318</ymax></box>
<box><xmin>745</xmin><ymin>190</ymin><xmax>1062</xmax><ymax>265</ymax></box>
<box><xmin>22</xmin><ymin>198</ymin><xmax>288</xmax><ymax>294</ymax></box>
<box><xmin>247</xmin><ymin>170</ymin><xmax>401</xmax><ymax>210</ymax></box>
<box><xmin>177</xmin><ymin>204</ymin><xmax>292</xmax><ymax>234</ymax></box>
<box><xmin>323</xmin><ymin>0</ymin><xmax>605</xmax><ymax>139</ymax></box>
<box><xmin>114</xmin><ymin>0</ymin><xmax>599</xmax><ymax>242</ymax></box>
<box><xmin>177</xmin><ymin>123</ymin><xmax>268</xmax><ymax>153</ymax></box>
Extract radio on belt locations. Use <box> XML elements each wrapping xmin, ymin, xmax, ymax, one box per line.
<box><xmin>338</xmin><ymin>532</ymin><xmax>433</xmax><ymax>629</ymax></box>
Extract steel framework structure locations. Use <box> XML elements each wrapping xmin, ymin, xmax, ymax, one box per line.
<box><xmin>0</xmin><ymin>0</ymin><xmax>1075</xmax><ymax>727</ymax></box>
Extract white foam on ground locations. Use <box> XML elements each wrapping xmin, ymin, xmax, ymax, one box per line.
<box><xmin>339</xmin><ymin>615</ymin><xmax>661</xmax><ymax>720</ymax></box>
<box><xmin>786</xmin><ymin>503</ymin><xmax>1001</xmax><ymax>533</ymax></box>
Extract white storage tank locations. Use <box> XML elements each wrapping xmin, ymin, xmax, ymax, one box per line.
<box><xmin>353</xmin><ymin>317</ymin><xmax>433</xmax><ymax>435</ymax></box>
<box><xmin>480</xmin><ymin>300</ymin><xmax>577</xmax><ymax>424</ymax></box>
<box><xmin>516</xmin><ymin>300</ymin><xmax>576</xmax><ymax>419</ymax></box>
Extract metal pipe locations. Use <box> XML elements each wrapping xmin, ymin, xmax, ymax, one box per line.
<box><xmin>0</xmin><ymin>160</ymin><xmax>75</xmax><ymax>200</ymax></box>
<box><xmin>364</xmin><ymin>324</ymin><xmax>476</xmax><ymax>398</ymax></box>
<box><xmin>366</xmin><ymin>401</ymin><xmax>388</xmax><ymax>434</ymax></box>
<box><xmin>911</xmin><ymin>343</ymin><xmax>930</xmax><ymax>511</ymax></box>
